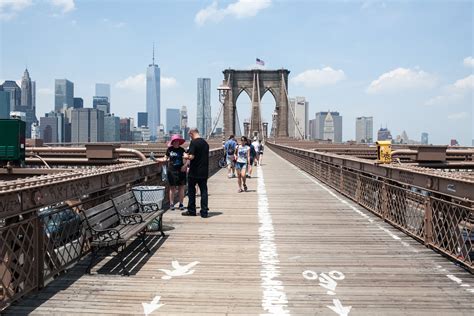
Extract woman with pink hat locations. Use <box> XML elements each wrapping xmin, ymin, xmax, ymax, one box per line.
<box><xmin>161</xmin><ymin>134</ymin><xmax>187</xmax><ymax>210</ymax></box>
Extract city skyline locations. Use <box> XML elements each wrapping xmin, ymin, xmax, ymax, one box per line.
<box><xmin>0</xmin><ymin>1</ymin><xmax>472</xmax><ymax>144</ymax></box>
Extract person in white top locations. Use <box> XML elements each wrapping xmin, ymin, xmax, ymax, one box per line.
<box><xmin>251</xmin><ymin>137</ymin><xmax>260</xmax><ymax>166</ymax></box>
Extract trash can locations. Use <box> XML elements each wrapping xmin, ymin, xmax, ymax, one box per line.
<box><xmin>132</xmin><ymin>186</ymin><xmax>166</xmax><ymax>231</ymax></box>
<box><xmin>132</xmin><ymin>186</ymin><xmax>165</xmax><ymax>210</ymax></box>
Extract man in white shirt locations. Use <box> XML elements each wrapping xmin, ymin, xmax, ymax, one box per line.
<box><xmin>251</xmin><ymin>137</ymin><xmax>260</xmax><ymax>166</ymax></box>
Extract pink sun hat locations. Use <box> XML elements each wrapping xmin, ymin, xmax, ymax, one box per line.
<box><xmin>168</xmin><ymin>134</ymin><xmax>185</xmax><ymax>147</ymax></box>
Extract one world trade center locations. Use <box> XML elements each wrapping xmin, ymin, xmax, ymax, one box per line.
<box><xmin>146</xmin><ymin>45</ymin><xmax>160</xmax><ymax>140</ymax></box>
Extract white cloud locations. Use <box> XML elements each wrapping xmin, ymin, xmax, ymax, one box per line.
<box><xmin>38</xmin><ymin>88</ymin><xmax>54</xmax><ymax>95</ymax></box>
<box><xmin>195</xmin><ymin>0</ymin><xmax>271</xmax><ymax>26</ymax></box>
<box><xmin>49</xmin><ymin>0</ymin><xmax>75</xmax><ymax>14</ymax></box>
<box><xmin>116</xmin><ymin>73</ymin><xmax>177</xmax><ymax>91</ymax></box>
<box><xmin>426</xmin><ymin>74</ymin><xmax>474</xmax><ymax>106</ymax></box>
<box><xmin>291</xmin><ymin>67</ymin><xmax>346</xmax><ymax>88</ymax></box>
<box><xmin>463</xmin><ymin>56</ymin><xmax>474</xmax><ymax>68</ymax></box>
<box><xmin>447</xmin><ymin>112</ymin><xmax>468</xmax><ymax>120</ymax></box>
<box><xmin>0</xmin><ymin>0</ymin><xmax>32</xmax><ymax>21</ymax></box>
<box><xmin>367</xmin><ymin>67</ymin><xmax>437</xmax><ymax>94</ymax></box>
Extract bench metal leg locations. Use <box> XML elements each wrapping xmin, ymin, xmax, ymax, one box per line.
<box><xmin>86</xmin><ymin>247</ymin><xmax>97</xmax><ymax>274</ymax></box>
<box><xmin>115</xmin><ymin>245</ymin><xmax>130</xmax><ymax>276</ymax></box>
<box><xmin>139</xmin><ymin>231</ymin><xmax>151</xmax><ymax>253</ymax></box>
<box><xmin>159</xmin><ymin>214</ymin><xmax>166</xmax><ymax>238</ymax></box>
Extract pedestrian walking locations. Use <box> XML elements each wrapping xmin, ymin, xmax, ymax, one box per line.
<box><xmin>224</xmin><ymin>135</ymin><xmax>237</xmax><ymax>178</ymax></box>
<box><xmin>235</xmin><ymin>136</ymin><xmax>250</xmax><ymax>192</ymax></box>
<box><xmin>246</xmin><ymin>138</ymin><xmax>257</xmax><ymax>178</ymax></box>
<box><xmin>251</xmin><ymin>137</ymin><xmax>260</xmax><ymax>166</ymax></box>
<box><xmin>258</xmin><ymin>140</ymin><xmax>264</xmax><ymax>165</ymax></box>
<box><xmin>159</xmin><ymin>134</ymin><xmax>187</xmax><ymax>210</ymax></box>
<box><xmin>182</xmin><ymin>128</ymin><xmax>210</xmax><ymax>218</ymax></box>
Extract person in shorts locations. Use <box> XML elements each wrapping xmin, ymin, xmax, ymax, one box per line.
<box><xmin>160</xmin><ymin>134</ymin><xmax>187</xmax><ymax>210</ymax></box>
<box><xmin>258</xmin><ymin>140</ymin><xmax>264</xmax><ymax>165</ymax></box>
<box><xmin>246</xmin><ymin>138</ymin><xmax>257</xmax><ymax>178</ymax></box>
<box><xmin>235</xmin><ymin>136</ymin><xmax>250</xmax><ymax>192</ymax></box>
<box><xmin>223</xmin><ymin>135</ymin><xmax>237</xmax><ymax>178</ymax></box>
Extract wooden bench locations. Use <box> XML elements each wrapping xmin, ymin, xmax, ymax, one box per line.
<box><xmin>81</xmin><ymin>195</ymin><xmax>166</xmax><ymax>275</ymax></box>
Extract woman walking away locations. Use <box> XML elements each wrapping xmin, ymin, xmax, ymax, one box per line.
<box><xmin>160</xmin><ymin>134</ymin><xmax>187</xmax><ymax>210</ymax></box>
<box><xmin>246</xmin><ymin>138</ymin><xmax>257</xmax><ymax>178</ymax></box>
<box><xmin>258</xmin><ymin>139</ymin><xmax>264</xmax><ymax>165</ymax></box>
<box><xmin>235</xmin><ymin>136</ymin><xmax>250</xmax><ymax>192</ymax></box>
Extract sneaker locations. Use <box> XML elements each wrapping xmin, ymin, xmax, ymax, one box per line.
<box><xmin>200</xmin><ymin>211</ymin><xmax>208</xmax><ymax>218</ymax></box>
<box><xmin>170</xmin><ymin>204</ymin><xmax>176</xmax><ymax>211</ymax></box>
<box><xmin>238</xmin><ymin>188</ymin><xmax>244</xmax><ymax>193</ymax></box>
<box><xmin>232</xmin><ymin>174</ymin><xmax>236</xmax><ymax>178</ymax></box>
<box><xmin>243</xmin><ymin>184</ymin><xmax>248</xmax><ymax>192</ymax></box>
<box><xmin>181</xmin><ymin>211</ymin><xmax>196</xmax><ymax>216</ymax></box>
<box><xmin>179</xmin><ymin>203</ymin><xmax>185</xmax><ymax>210</ymax></box>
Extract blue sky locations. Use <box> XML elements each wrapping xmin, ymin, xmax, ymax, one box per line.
<box><xmin>1</xmin><ymin>0</ymin><xmax>473</xmax><ymax>144</ymax></box>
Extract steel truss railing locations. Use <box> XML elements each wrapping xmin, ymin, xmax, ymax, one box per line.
<box><xmin>267</xmin><ymin>143</ymin><xmax>473</xmax><ymax>273</ymax></box>
<box><xmin>0</xmin><ymin>149</ymin><xmax>224</xmax><ymax>310</ymax></box>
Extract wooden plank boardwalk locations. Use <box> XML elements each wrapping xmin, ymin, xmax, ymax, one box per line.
<box><xmin>6</xmin><ymin>149</ymin><xmax>474</xmax><ymax>315</ymax></box>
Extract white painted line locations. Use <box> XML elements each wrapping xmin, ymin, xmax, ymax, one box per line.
<box><xmin>447</xmin><ymin>274</ymin><xmax>463</xmax><ymax>284</ymax></box>
<box><xmin>257</xmin><ymin>165</ymin><xmax>291</xmax><ymax>315</ymax></box>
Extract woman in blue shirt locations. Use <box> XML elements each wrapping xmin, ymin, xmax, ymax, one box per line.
<box><xmin>234</xmin><ymin>136</ymin><xmax>250</xmax><ymax>192</ymax></box>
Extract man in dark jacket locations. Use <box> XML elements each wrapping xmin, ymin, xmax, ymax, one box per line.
<box><xmin>183</xmin><ymin>128</ymin><xmax>210</xmax><ymax>218</ymax></box>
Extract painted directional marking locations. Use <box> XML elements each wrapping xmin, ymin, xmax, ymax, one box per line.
<box><xmin>327</xmin><ymin>298</ymin><xmax>352</xmax><ymax>316</ymax></box>
<box><xmin>142</xmin><ymin>296</ymin><xmax>164</xmax><ymax>316</ymax></box>
<box><xmin>159</xmin><ymin>260</ymin><xmax>199</xmax><ymax>280</ymax></box>
<box><xmin>302</xmin><ymin>270</ymin><xmax>318</xmax><ymax>280</ymax></box>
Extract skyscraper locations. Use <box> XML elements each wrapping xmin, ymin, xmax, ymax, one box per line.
<box><xmin>288</xmin><ymin>97</ymin><xmax>308</xmax><ymax>139</ymax></box>
<box><xmin>104</xmin><ymin>114</ymin><xmax>120</xmax><ymax>142</ymax></box>
<box><xmin>166</xmin><ymin>108</ymin><xmax>181</xmax><ymax>134</ymax></box>
<box><xmin>20</xmin><ymin>69</ymin><xmax>33</xmax><ymax>107</ymax></box>
<box><xmin>73</xmin><ymin>97</ymin><xmax>84</xmax><ymax>109</ymax></box>
<box><xmin>93</xmin><ymin>96</ymin><xmax>110</xmax><ymax>114</ymax></box>
<box><xmin>0</xmin><ymin>90</ymin><xmax>10</xmax><ymax>119</ymax></box>
<box><xmin>421</xmin><ymin>132</ymin><xmax>429</xmax><ymax>145</ymax></box>
<box><xmin>355</xmin><ymin>116</ymin><xmax>373</xmax><ymax>143</ymax></box>
<box><xmin>95</xmin><ymin>83</ymin><xmax>110</xmax><ymax>101</ymax></box>
<box><xmin>40</xmin><ymin>111</ymin><xmax>64</xmax><ymax>143</ymax></box>
<box><xmin>2</xmin><ymin>81</ymin><xmax>21</xmax><ymax>112</ymax></box>
<box><xmin>137</xmin><ymin>112</ymin><xmax>148</xmax><ymax>127</ymax></box>
<box><xmin>71</xmin><ymin>108</ymin><xmax>104</xmax><ymax>143</ymax></box>
<box><xmin>180</xmin><ymin>106</ymin><xmax>188</xmax><ymax>139</ymax></box>
<box><xmin>323</xmin><ymin>112</ymin><xmax>335</xmax><ymax>141</ymax></box>
<box><xmin>146</xmin><ymin>46</ymin><xmax>160</xmax><ymax>140</ymax></box>
<box><xmin>197</xmin><ymin>78</ymin><xmax>211</xmax><ymax>137</ymax></box>
<box><xmin>377</xmin><ymin>127</ymin><xmax>392</xmax><ymax>141</ymax></box>
<box><xmin>55</xmin><ymin>79</ymin><xmax>74</xmax><ymax>111</ymax></box>
<box><xmin>314</xmin><ymin>111</ymin><xmax>343</xmax><ymax>143</ymax></box>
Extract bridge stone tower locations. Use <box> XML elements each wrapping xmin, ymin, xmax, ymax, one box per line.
<box><xmin>222</xmin><ymin>69</ymin><xmax>290</xmax><ymax>138</ymax></box>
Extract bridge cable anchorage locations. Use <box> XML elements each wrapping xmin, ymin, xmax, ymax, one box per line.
<box><xmin>208</xmin><ymin>73</ymin><xmax>232</xmax><ymax>139</ymax></box>
<box><xmin>281</xmin><ymin>73</ymin><xmax>305</xmax><ymax>139</ymax></box>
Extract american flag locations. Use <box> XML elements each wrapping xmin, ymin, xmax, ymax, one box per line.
<box><xmin>256</xmin><ymin>58</ymin><xmax>265</xmax><ymax>66</ymax></box>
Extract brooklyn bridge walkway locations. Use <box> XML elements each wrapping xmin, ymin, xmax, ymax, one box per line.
<box><xmin>6</xmin><ymin>150</ymin><xmax>474</xmax><ymax>315</ymax></box>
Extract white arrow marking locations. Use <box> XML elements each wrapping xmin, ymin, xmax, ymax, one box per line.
<box><xmin>319</xmin><ymin>273</ymin><xmax>338</xmax><ymax>292</ymax></box>
<box><xmin>142</xmin><ymin>296</ymin><xmax>164</xmax><ymax>316</ymax></box>
<box><xmin>327</xmin><ymin>298</ymin><xmax>352</xmax><ymax>316</ymax></box>
<box><xmin>159</xmin><ymin>260</ymin><xmax>199</xmax><ymax>280</ymax></box>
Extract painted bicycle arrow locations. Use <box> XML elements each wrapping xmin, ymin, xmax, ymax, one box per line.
<box><xmin>142</xmin><ymin>296</ymin><xmax>164</xmax><ymax>316</ymax></box>
<box><xmin>327</xmin><ymin>298</ymin><xmax>352</xmax><ymax>316</ymax></box>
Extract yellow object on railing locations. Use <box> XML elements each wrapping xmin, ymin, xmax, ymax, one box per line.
<box><xmin>376</xmin><ymin>141</ymin><xmax>392</xmax><ymax>163</ymax></box>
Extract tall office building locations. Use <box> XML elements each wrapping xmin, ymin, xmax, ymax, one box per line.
<box><xmin>73</xmin><ymin>97</ymin><xmax>84</xmax><ymax>109</ymax></box>
<box><xmin>93</xmin><ymin>96</ymin><xmax>110</xmax><ymax>114</ymax></box>
<box><xmin>31</xmin><ymin>81</ymin><xmax>36</xmax><ymax>108</ymax></box>
<box><xmin>40</xmin><ymin>111</ymin><xmax>64</xmax><ymax>143</ymax></box>
<box><xmin>355</xmin><ymin>116</ymin><xmax>373</xmax><ymax>143</ymax></box>
<box><xmin>377</xmin><ymin>127</ymin><xmax>392</xmax><ymax>141</ymax></box>
<box><xmin>166</xmin><ymin>108</ymin><xmax>181</xmax><ymax>134</ymax></box>
<box><xmin>314</xmin><ymin>111</ymin><xmax>343</xmax><ymax>143</ymax></box>
<box><xmin>71</xmin><ymin>108</ymin><xmax>104</xmax><ymax>143</ymax></box>
<box><xmin>104</xmin><ymin>114</ymin><xmax>120</xmax><ymax>142</ymax></box>
<box><xmin>146</xmin><ymin>46</ymin><xmax>161</xmax><ymax>140</ymax></box>
<box><xmin>0</xmin><ymin>90</ymin><xmax>10</xmax><ymax>119</ymax></box>
<box><xmin>308</xmin><ymin>118</ymin><xmax>316</xmax><ymax>140</ymax></box>
<box><xmin>323</xmin><ymin>112</ymin><xmax>335</xmax><ymax>141</ymax></box>
<box><xmin>20</xmin><ymin>69</ymin><xmax>33</xmax><ymax>107</ymax></box>
<box><xmin>55</xmin><ymin>79</ymin><xmax>74</xmax><ymax>111</ymax></box>
<box><xmin>180</xmin><ymin>106</ymin><xmax>188</xmax><ymax>139</ymax></box>
<box><xmin>95</xmin><ymin>83</ymin><xmax>110</xmax><ymax>101</ymax></box>
<box><xmin>421</xmin><ymin>132</ymin><xmax>429</xmax><ymax>145</ymax></box>
<box><xmin>137</xmin><ymin>112</ymin><xmax>148</xmax><ymax>127</ymax></box>
<box><xmin>2</xmin><ymin>81</ymin><xmax>21</xmax><ymax>112</ymax></box>
<box><xmin>120</xmin><ymin>118</ymin><xmax>132</xmax><ymax>141</ymax></box>
<box><xmin>197</xmin><ymin>78</ymin><xmax>211</xmax><ymax>137</ymax></box>
<box><xmin>288</xmin><ymin>97</ymin><xmax>308</xmax><ymax>139</ymax></box>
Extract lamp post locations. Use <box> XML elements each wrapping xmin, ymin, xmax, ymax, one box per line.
<box><xmin>208</xmin><ymin>80</ymin><xmax>230</xmax><ymax>140</ymax></box>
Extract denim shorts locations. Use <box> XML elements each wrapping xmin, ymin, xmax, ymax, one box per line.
<box><xmin>235</xmin><ymin>162</ymin><xmax>247</xmax><ymax>170</ymax></box>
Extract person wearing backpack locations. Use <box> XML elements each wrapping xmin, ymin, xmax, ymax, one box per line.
<box><xmin>246</xmin><ymin>138</ymin><xmax>257</xmax><ymax>178</ymax></box>
<box><xmin>224</xmin><ymin>135</ymin><xmax>237</xmax><ymax>178</ymax></box>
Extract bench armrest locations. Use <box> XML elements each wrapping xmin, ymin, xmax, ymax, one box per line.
<box><xmin>94</xmin><ymin>228</ymin><xmax>121</xmax><ymax>242</ymax></box>
<box><xmin>138</xmin><ymin>202</ymin><xmax>160</xmax><ymax>212</ymax></box>
<box><xmin>120</xmin><ymin>213</ymin><xmax>143</xmax><ymax>224</ymax></box>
